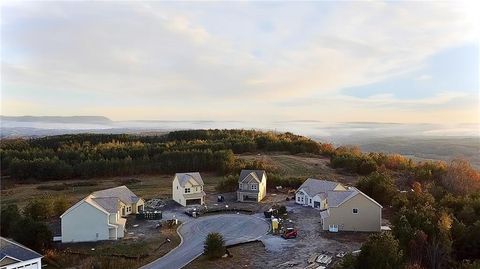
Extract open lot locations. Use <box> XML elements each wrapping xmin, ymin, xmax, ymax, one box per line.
<box><xmin>186</xmin><ymin>202</ymin><xmax>370</xmax><ymax>269</ymax></box>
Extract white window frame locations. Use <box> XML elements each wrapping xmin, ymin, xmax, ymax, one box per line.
<box><xmin>353</xmin><ymin>208</ymin><xmax>359</xmax><ymax>214</ymax></box>
<box><xmin>185</xmin><ymin>188</ymin><xmax>191</xmax><ymax>193</ymax></box>
<box><xmin>251</xmin><ymin>184</ymin><xmax>257</xmax><ymax>190</ymax></box>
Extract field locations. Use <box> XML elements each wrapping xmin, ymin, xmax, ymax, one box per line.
<box><xmin>237</xmin><ymin>153</ymin><xmax>359</xmax><ymax>185</ymax></box>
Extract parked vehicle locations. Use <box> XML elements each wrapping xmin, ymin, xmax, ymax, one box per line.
<box><xmin>281</xmin><ymin>227</ymin><xmax>298</xmax><ymax>239</ymax></box>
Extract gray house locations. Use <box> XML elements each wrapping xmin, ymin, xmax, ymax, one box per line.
<box><xmin>237</xmin><ymin>170</ymin><xmax>267</xmax><ymax>202</ymax></box>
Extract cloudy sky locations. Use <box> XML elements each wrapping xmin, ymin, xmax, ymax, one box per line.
<box><xmin>1</xmin><ymin>1</ymin><xmax>479</xmax><ymax>123</ymax></box>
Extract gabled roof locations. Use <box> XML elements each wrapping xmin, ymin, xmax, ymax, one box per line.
<box><xmin>92</xmin><ymin>197</ymin><xmax>121</xmax><ymax>213</ymax></box>
<box><xmin>297</xmin><ymin>178</ymin><xmax>343</xmax><ymax>197</ymax></box>
<box><xmin>0</xmin><ymin>237</ymin><xmax>42</xmax><ymax>263</ymax></box>
<box><xmin>327</xmin><ymin>190</ymin><xmax>358</xmax><ymax>207</ymax></box>
<box><xmin>91</xmin><ymin>185</ymin><xmax>141</xmax><ymax>205</ymax></box>
<box><xmin>60</xmin><ymin>195</ymin><xmax>109</xmax><ymax>218</ymax></box>
<box><xmin>175</xmin><ymin>172</ymin><xmax>204</xmax><ymax>187</ymax></box>
<box><xmin>239</xmin><ymin>170</ymin><xmax>266</xmax><ymax>184</ymax></box>
<box><xmin>61</xmin><ymin>186</ymin><xmax>142</xmax><ymax>218</ymax></box>
<box><xmin>327</xmin><ymin>187</ymin><xmax>383</xmax><ymax>208</ymax></box>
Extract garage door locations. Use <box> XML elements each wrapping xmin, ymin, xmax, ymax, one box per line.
<box><xmin>186</xmin><ymin>199</ymin><xmax>201</xmax><ymax>205</ymax></box>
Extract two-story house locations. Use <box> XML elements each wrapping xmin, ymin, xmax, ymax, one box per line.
<box><xmin>172</xmin><ymin>172</ymin><xmax>205</xmax><ymax>206</ymax></box>
<box><xmin>237</xmin><ymin>170</ymin><xmax>267</xmax><ymax>202</ymax></box>
<box><xmin>296</xmin><ymin>178</ymin><xmax>382</xmax><ymax>232</ymax></box>
<box><xmin>60</xmin><ymin>185</ymin><xmax>144</xmax><ymax>243</ymax></box>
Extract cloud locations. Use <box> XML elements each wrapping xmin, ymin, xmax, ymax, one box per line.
<box><xmin>416</xmin><ymin>75</ymin><xmax>432</xmax><ymax>81</ymax></box>
<box><xmin>1</xmin><ymin>1</ymin><xmax>478</xmax><ymax>122</ymax></box>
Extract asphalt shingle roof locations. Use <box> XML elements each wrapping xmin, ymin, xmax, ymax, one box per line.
<box><xmin>175</xmin><ymin>172</ymin><xmax>204</xmax><ymax>187</ymax></box>
<box><xmin>297</xmin><ymin>178</ymin><xmax>342</xmax><ymax>197</ymax></box>
<box><xmin>91</xmin><ymin>186</ymin><xmax>140</xmax><ymax>205</ymax></box>
<box><xmin>0</xmin><ymin>237</ymin><xmax>42</xmax><ymax>263</ymax></box>
<box><xmin>239</xmin><ymin>170</ymin><xmax>266</xmax><ymax>183</ymax></box>
<box><xmin>92</xmin><ymin>197</ymin><xmax>121</xmax><ymax>213</ymax></box>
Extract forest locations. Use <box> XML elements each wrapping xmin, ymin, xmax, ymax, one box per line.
<box><xmin>0</xmin><ymin>130</ymin><xmax>327</xmax><ymax>181</ymax></box>
<box><xmin>1</xmin><ymin>129</ymin><xmax>480</xmax><ymax>268</ymax></box>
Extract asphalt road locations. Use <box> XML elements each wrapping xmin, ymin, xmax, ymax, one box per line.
<box><xmin>141</xmin><ymin>214</ymin><xmax>270</xmax><ymax>269</ymax></box>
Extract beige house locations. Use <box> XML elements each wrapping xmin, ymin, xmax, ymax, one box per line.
<box><xmin>296</xmin><ymin>179</ymin><xmax>382</xmax><ymax>232</ymax></box>
<box><xmin>321</xmin><ymin>187</ymin><xmax>382</xmax><ymax>232</ymax></box>
<box><xmin>172</xmin><ymin>172</ymin><xmax>205</xmax><ymax>207</ymax></box>
<box><xmin>237</xmin><ymin>170</ymin><xmax>267</xmax><ymax>202</ymax></box>
<box><xmin>60</xmin><ymin>186</ymin><xmax>144</xmax><ymax>243</ymax></box>
<box><xmin>0</xmin><ymin>237</ymin><xmax>42</xmax><ymax>269</ymax></box>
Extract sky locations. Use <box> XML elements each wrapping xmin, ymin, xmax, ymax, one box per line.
<box><xmin>1</xmin><ymin>1</ymin><xmax>479</xmax><ymax>123</ymax></box>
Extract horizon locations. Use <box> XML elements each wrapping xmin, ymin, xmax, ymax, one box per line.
<box><xmin>2</xmin><ymin>1</ymin><xmax>479</xmax><ymax>124</ymax></box>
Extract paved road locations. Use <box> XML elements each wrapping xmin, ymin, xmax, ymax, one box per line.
<box><xmin>141</xmin><ymin>214</ymin><xmax>270</xmax><ymax>269</ymax></box>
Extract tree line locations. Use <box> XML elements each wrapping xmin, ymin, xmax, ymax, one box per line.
<box><xmin>0</xmin><ymin>130</ymin><xmax>329</xmax><ymax>181</ymax></box>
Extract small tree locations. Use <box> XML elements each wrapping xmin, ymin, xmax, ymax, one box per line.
<box><xmin>0</xmin><ymin>204</ymin><xmax>21</xmax><ymax>236</ymax></box>
<box><xmin>357</xmin><ymin>232</ymin><xmax>404</xmax><ymax>269</ymax></box>
<box><xmin>53</xmin><ymin>196</ymin><xmax>70</xmax><ymax>217</ymax></box>
<box><xmin>204</xmin><ymin>232</ymin><xmax>225</xmax><ymax>260</ymax></box>
<box><xmin>23</xmin><ymin>199</ymin><xmax>53</xmax><ymax>221</ymax></box>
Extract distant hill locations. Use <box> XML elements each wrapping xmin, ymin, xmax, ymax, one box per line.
<box><xmin>0</xmin><ymin>115</ymin><xmax>112</xmax><ymax>124</ymax></box>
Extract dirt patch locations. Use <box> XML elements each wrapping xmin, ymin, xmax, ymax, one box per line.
<box><xmin>185</xmin><ymin>241</ymin><xmax>267</xmax><ymax>269</ymax></box>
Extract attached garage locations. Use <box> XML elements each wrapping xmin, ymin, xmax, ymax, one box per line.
<box><xmin>186</xmin><ymin>198</ymin><xmax>202</xmax><ymax>206</ymax></box>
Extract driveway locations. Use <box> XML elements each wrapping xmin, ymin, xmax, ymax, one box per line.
<box><xmin>141</xmin><ymin>214</ymin><xmax>270</xmax><ymax>269</ymax></box>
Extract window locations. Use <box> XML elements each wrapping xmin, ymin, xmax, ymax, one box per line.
<box><xmin>251</xmin><ymin>184</ymin><xmax>257</xmax><ymax>190</ymax></box>
<box><xmin>297</xmin><ymin>196</ymin><xmax>301</xmax><ymax>202</ymax></box>
<box><xmin>353</xmin><ymin>208</ymin><xmax>359</xmax><ymax>214</ymax></box>
<box><xmin>309</xmin><ymin>199</ymin><xmax>312</xmax><ymax>203</ymax></box>
<box><xmin>177</xmin><ymin>186</ymin><xmax>178</xmax><ymax>190</ymax></box>
<box><xmin>239</xmin><ymin>183</ymin><xmax>243</xmax><ymax>190</ymax></box>
<box><xmin>185</xmin><ymin>188</ymin><xmax>191</xmax><ymax>193</ymax></box>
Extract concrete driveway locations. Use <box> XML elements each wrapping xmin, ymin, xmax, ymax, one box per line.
<box><xmin>141</xmin><ymin>214</ymin><xmax>270</xmax><ymax>269</ymax></box>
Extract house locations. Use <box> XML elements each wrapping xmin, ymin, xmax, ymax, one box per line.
<box><xmin>296</xmin><ymin>179</ymin><xmax>382</xmax><ymax>232</ymax></box>
<box><xmin>296</xmin><ymin>178</ymin><xmax>347</xmax><ymax>209</ymax></box>
<box><xmin>237</xmin><ymin>170</ymin><xmax>267</xmax><ymax>202</ymax></box>
<box><xmin>321</xmin><ymin>187</ymin><xmax>382</xmax><ymax>232</ymax></box>
<box><xmin>0</xmin><ymin>237</ymin><xmax>42</xmax><ymax>269</ymax></box>
<box><xmin>60</xmin><ymin>185</ymin><xmax>144</xmax><ymax>243</ymax></box>
<box><xmin>172</xmin><ymin>172</ymin><xmax>205</xmax><ymax>206</ymax></box>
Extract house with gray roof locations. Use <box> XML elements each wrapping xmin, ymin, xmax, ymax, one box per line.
<box><xmin>296</xmin><ymin>179</ymin><xmax>382</xmax><ymax>232</ymax></box>
<box><xmin>237</xmin><ymin>170</ymin><xmax>267</xmax><ymax>202</ymax></box>
<box><xmin>0</xmin><ymin>237</ymin><xmax>42</xmax><ymax>269</ymax></box>
<box><xmin>60</xmin><ymin>185</ymin><xmax>144</xmax><ymax>243</ymax></box>
<box><xmin>172</xmin><ymin>172</ymin><xmax>205</xmax><ymax>206</ymax></box>
<box><xmin>296</xmin><ymin>178</ymin><xmax>347</xmax><ymax>209</ymax></box>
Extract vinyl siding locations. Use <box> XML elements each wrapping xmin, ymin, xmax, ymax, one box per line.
<box><xmin>322</xmin><ymin>194</ymin><xmax>381</xmax><ymax>232</ymax></box>
<box><xmin>61</xmin><ymin>202</ymin><xmax>109</xmax><ymax>242</ymax></box>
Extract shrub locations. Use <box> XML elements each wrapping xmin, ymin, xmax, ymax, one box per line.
<box><xmin>356</xmin><ymin>172</ymin><xmax>397</xmax><ymax>206</ymax></box>
<box><xmin>204</xmin><ymin>232</ymin><xmax>225</xmax><ymax>260</ymax></box>
<box><xmin>357</xmin><ymin>232</ymin><xmax>403</xmax><ymax>269</ymax></box>
<box><xmin>216</xmin><ymin>175</ymin><xmax>238</xmax><ymax>192</ymax></box>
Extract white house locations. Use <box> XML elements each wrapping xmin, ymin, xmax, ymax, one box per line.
<box><xmin>60</xmin><ymin>185</ymin><xmax>144</xmax><ymax>243</ymax></box>
<box><xmin>296</xmin><ymin>178</ymin><xmax>346</xmax><ymax>209</ymax></box>
<box><xmin>0</xmin><ymin>237</ymin><xmax>42</xmax><ymax>269</ymax></box>
<box><xmin>237</xmin><ymin>170</ymin><xmax>267</xmax><ymax>202</ymax></box>
<box><xmin>172</xmin><ymin>172</ymin><xmax>205</xmax><ymax>206</ymax></box>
